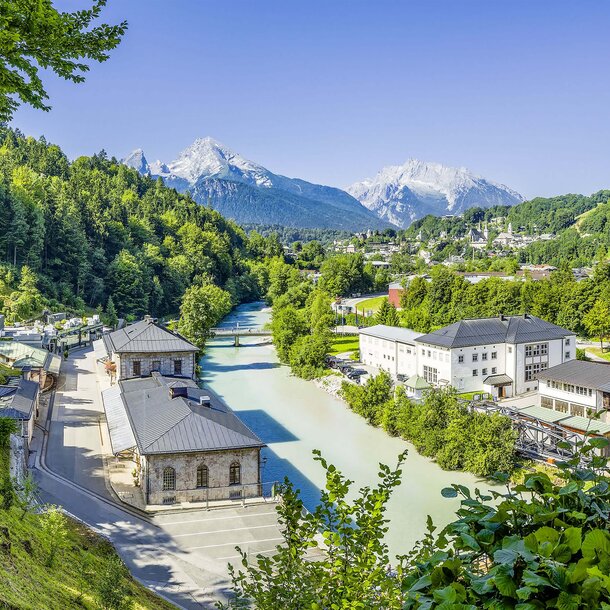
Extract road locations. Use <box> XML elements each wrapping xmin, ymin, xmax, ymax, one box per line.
<box><xmin>31</xmin><ymin>348</ymin><xmax>283</xmax><ymax>609</ymax></box>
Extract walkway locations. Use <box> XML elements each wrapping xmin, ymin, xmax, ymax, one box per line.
<box><xmin>31</xmin><ymin>347</ymin><xmax>283</xmax><ymax>609</ymax></box>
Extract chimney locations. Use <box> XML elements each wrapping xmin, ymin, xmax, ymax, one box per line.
<box><xmin>199</xmin><ymin>395</ymin><xmax>211</xmax><ymax>408</ymax></box>
<box><xmin>499</xmin><ymin>314</ymin><xmax>506</xmax><ymax>322</ymax></box>
<box><xmin>523</xmin><ymin>313</ymin><xmax>530</xmax><ymax>319</ymax></box>
<box><xmin>144</xmin><ymin>314</ymin><xmax>153</xmax><ymax>323</ymax></box>
<box><xmin>169</xmin><ymin>386</ymin><xmax>188</xmax><ymax>400</ymax></box>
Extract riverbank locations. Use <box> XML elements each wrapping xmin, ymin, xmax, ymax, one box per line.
<box><xmin>201</xmin><ymin>302</ymin><xmax>496</xmax><ymax>558</ymax></box>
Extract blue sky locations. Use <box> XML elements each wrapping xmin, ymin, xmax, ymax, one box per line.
<box><xmin>12</xmin><ymin>1</ymin><xmax>610</xmax><ymax>198</ymax></box>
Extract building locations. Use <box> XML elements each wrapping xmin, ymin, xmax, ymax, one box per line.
<box><xmin>359</xmin><ymin>325</ymin><xmax>422</xmax><ymax>380</ymax></box>
<box><xmin>102</xmin><ymin>373</ymin><xmax>265</xmax><ymax>505</ymax></box>
<box><xmin>388</xmin><ymin>281</ymin><xmax>404</xmax><ymax>308</ymax></box>
<box><xmin>415</xmin><ymin>314</ymin><xmax>575</xmax><ymax>397</ymax></box>
<box><xmin>100</xmin><ymin>316</ymin><xmax>198</xmax><ymax>381</ymax></box>
<box><xmin>0</xmin><ymin>378</ymin><xmax>40</xmax><ymax>446</ymax></box>
<box><xmin>359</xmin><ymin>314</ymin><xmax>575</xmax><ymax>398</ymax></box>
<box><xmin>536</xmin><ymin>360</ymin><xmax>610</xmax><ymax>421</ymax></box>
<box><xmin>0</xmin><ymin>341</ymin><xmax>61</xmax><ymax>389</ymax></box>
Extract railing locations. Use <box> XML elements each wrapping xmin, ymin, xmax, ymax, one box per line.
<box><xmin>209</xmin><ymin>327</ymin><xmax>271</xmax><ymax>337</ymax></box>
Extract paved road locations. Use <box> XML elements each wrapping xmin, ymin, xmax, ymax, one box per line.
<box><xmin>32</xmin><ymin>347</ymin><xmax>283</xmax><ymax>609</ymax></box>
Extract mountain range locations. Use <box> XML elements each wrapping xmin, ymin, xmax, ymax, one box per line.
<box><xmin>122</xmin><ymin>139</ymin><xmax>523</xmax><ymax>230</ymax></box>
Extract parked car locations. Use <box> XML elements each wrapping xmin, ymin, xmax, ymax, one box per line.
<box><xmin>347</xmin><ymin>368</ymin><xmax>367</xmax><ymax>380</ymax></box>
<box><xmin>326</xmin><ymin>355</ymin><xmax>342</xmax><ymax>369</ymax></box>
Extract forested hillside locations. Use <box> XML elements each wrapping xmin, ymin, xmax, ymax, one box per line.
<box><xmin>0</xmin><ymin>128</ymin><xmax>272</xmax><ymax>320</ymax></box>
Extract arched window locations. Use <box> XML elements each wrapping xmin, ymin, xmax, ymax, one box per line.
<box><xmin>229</xmin><ymin>461</ymin><xmax>241</xmax><ymax>486</ymax></box>
<box><xmin>196</xmin><ymin>464</ymin><xmax>208</xmax><ymax>488</ymax></box>
<box><xmin>162</xmin><ymin>467</ymin><xmax>176</xmax><ymax>491</ymax></box>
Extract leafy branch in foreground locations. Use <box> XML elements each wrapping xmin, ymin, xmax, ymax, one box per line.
<box><xmin>0</xmin><ymin>0</ymin><xmax>127</xmax><ymax>122</ymax></box>
<box><xmin>219</xmin><ymin>450</ymin><xmax>408</xmax><ymax>609</ymax></box>
<box><xmin>221</xmin><ymin>438</ymin><xmax>610</xmax><ymax>609</ymax></box>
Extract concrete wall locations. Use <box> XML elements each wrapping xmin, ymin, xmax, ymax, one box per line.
<box><xmin>142</xmin><ymin>447</ymin><xmax>261</xmax><ymax>505</ymax></box>
<box><xmin>359</xmin><ymin>334</ymin><xmax>417</xmax><ymax>379</ymax></box>
<box><xmin>114</xmin><ymin>351</ymin><xmax>196</xmax><ymax>381</ymax></box>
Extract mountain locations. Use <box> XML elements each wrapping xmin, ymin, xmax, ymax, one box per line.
<box><xmin>347</xmin><ymin>159</ymin><xmax>523</xmax><ymax>228</ymax></box>
<box><xmin>122</xmin><ymin>138</ymin><xmax>390</xmax><ymax>231</ymax></box>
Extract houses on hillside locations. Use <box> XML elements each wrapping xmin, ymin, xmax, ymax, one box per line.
<box><xmin>360</xmin><ymin>314</ymin><xmax>575</xmax><ymax>399</ymax></box>
<box><xmin>0</xmin><ymin>378</ymin><xmax>40</xmax><ymax>446</ymax></box>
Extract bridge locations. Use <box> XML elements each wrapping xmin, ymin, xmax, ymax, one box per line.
<box><xmin>209</xmin><ymin>326</ymin><xmax>272</xmax><ymax>346</ymax></box>
<box><xmin>471</xmin><ymin>401</ymin><xmax>609</xmax><ymax>464</ymax></box>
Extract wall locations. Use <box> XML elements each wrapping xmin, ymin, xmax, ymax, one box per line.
<box><xmin>539</xmin><ymin>380</ymin><xmax>597</xmax><ymax>416</ymax></box>
<box><xmin>142</xmin><ymin>447</ymin><xmax>261</xmax><ymax>505</ymax></box>
<box><xmin>388</xmin><ymin>287</ymin><xmax>404</xmax><ymax>308</ymax></box>
<box><xmin>116</xmin><ymin>351</ymin><xmax>196</xmax><ymax>381</ymax></box>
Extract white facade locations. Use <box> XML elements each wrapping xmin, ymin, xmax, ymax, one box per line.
<box><xmin>359</xmin><ymin>317</ymin><xmax>575</xmax><ymax>398</ymax></box>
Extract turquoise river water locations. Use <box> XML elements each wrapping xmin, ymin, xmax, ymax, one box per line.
<box><xmin>201</xmin><ymin>302</ymin><xmax>492</xmax><ymax>558</ymax></box>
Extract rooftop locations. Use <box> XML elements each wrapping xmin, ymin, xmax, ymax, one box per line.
<box><xmin>359</xmin><ymin>324</ymin><xmax>421</xmax><ymax>344</ymax></box>
<box><xmin>415</xmin><ymin>314</ymin><xmax>573</xmax><ymax>349</ymax></box>
<box><xmin>102</xmin><ymin>316</ymin><xmax>197</xmax><ymax>355</ymax></box>
<box><xmin>0</xmin><ymin>341</ymin><xmax>61</xmax><ymax>375</ymax></box>
<box><xmin>102</xmin><ymin>373</ymin><xmax>264</xmax><ymax>456</ymax></box>
<box><xmin>0</xmin><ymin>378</ymin><xmax>39</xmax><ymax>420</ymax></box>
<box><xmin>536</xmin><ymin>360</ymin><xmax>610</xmax><ymax>391</ymax></box>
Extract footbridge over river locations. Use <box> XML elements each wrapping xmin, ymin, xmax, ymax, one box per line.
<box><xmin>209</xmin><ymin>326</ymin><xmax>272</xmax><ymax>346</ymax></box>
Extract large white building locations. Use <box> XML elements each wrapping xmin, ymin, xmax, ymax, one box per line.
<box><xmin>359</xmin><ymin>314</ymin><xmax>575</xmax><ymax>398</ymax></box>
<box><xmin>536</xmin><ymin>360</ymin><xmax>610</xmax><ymax>421</ymax></box>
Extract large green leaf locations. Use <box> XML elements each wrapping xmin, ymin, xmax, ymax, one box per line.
<box><xmin>582</xmin><ymin>530</ymin><xmax>610</xmax><ymax>559</ymax></box>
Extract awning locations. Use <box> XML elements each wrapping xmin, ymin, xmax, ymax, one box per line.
<box><xmin>483</xmin><ymin>374</ymin><xmax>513</xmax><ymax>387</ymax></box>
<box><xmin>404</xmin><ymin>374</ymin><xmax>431</xmax><ymax>390</ymax></box>
<box><xmin>102</xmin><ymin>385</ymin><xmax>136</xmax><ymax>454</ymax></box>
<box><xmin>93</xmin><ymin>339</ymin><xmax>108</xmax><ymax>361</ymax></box>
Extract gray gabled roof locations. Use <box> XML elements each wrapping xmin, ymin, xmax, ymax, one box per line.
<box><xmin>536</xmin><ymin>360</ymin><xmax>610</xmax><ymax>391</ymax></box>
<box><xmin>0</xmin><ymin>379</ymin><xmax>39</xmax><ymax>420</ymax></box>
<box><xmin>415</xmin><ymin>315</ymin><xmax>573</xmax><ymax>349</ymax></box>
<box><xmin>102</xmin><ymin>318</ymin><xmax>197</xmax><ymax>355</ymax></box>
<box><xmin>359</xmin><ymin>324</ymin><xmax>421</xmax><ymax>344</ymax></box>
<box><xmin>112</xmin><ymin>373</ymin><xmax>264</xmax><ymax>456</ymax></box>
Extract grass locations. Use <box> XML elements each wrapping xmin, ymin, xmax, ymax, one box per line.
<box><xmin>0</xmin><ymin>363</ymin><xmax>19</xmax><ymax>385</ymax></box>
<box><xmin>586</xmin><ymin>346</ymin><xmax>610</xmax><ymax>362</ymax></box>
<box><xmin>0</xmin><ymin>446</ymin><xmax>175</xmax><ymax>610</ymax></box>
<box><xmin>458</xmin><ymin>391</ymin><xmax>492</xmax><ymax>401</ymax></box>
<box><xmin>354</xmin><ymin>296</ymin><xmax>386</xmax><ymax>315</ymax></box>
<box><xmin>329</xmin><ymin>335</ymin><xmax>360</xmax><ymax>356</ymax></box>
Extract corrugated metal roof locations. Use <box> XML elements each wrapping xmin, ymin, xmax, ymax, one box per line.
<box><xmin>0</xmin><ymin>379</ymin><xmax>38</xmax><ymax>420</ymax></box>
<box><xmin>103</xmin><ymin>319</ymin><xmax>197</xmax><ymax>354</ymax></box>
<box><xmin>404</xmin><ymin>374</ymin><xmax>431</xmax><ymax>389</ymax></box>
<box><xmin>0</xmin><ymin>341</ymin><xmax>48</xmax><ymax>368</ymax></box>
<box><xmin>536</xmin><ymin>360</ymin><xmax>610</xmax><ymax>391</ymax></box>
<box><xmin>359</xmin><ymin>325</ymin><xmax>421</xmax><ymax>344</ymax></box>
<box><xmin>93</xmin><ymin>339</ymin><xmax>108</xmax><ymax>361</ymax></box>
<box><xmin>519</xmin><ymin>405</ymin><xmax>568</xmax><ymax>423</ymax></box>
<box><xmin>44</xmin><ymin>353</ymin><xmax>62</xmax><ymax>376</ymax></box>
<box><xmin>118</xmin><ymin>374</ymin><xmax>265</xmax><ymax>455</ymax></box>
<box><xmin>416</xmin><ymin>315</ymin><xmax>573</xmax><ymax>348</ymax></box>
<box><xmin>519</xmin><ymin>405</ymin><xmax>610</xmax><ymax>435</ymax></box>
<box><xmin>101</xmin><ymin>384</ymin><xmax>136</xmax><ymax>454</ymax></box>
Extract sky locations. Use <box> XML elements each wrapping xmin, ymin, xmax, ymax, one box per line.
<box><xmin>11</xmin><ymin>0</ymin><xmax>610</xmax><ymax>198</ymax></box>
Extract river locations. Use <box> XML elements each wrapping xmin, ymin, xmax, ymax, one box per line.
<box><xmin>201</xmin><ymin>302</ymin><xmax>491</xmax><ymax>558</ymax></box>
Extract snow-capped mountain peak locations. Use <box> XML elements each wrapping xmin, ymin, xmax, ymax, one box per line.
<box><xmin>122</xmin><ymin>148</ymin><xmax>150</xmax><ymax>175</ymax></box>
<box><xmin>348</xmin><ymin>159</ymin><xmax>523</xmax><ymax>227</ymax></box>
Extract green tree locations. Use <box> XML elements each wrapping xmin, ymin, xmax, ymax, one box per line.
<box><xmin>0</xmin><ymin>416</ymin><xmax>18</xmax><ymax>447</ymax></box>
<box><xmin>178</xmin><ymin>283</ymin><xmax>232</xmax><ymax>351</ymax></box>
<box><xmin>584</xmin><ymin>298</ymin><xmax>610</xmax><ymax>349</ymax></box>
<box><xmin>220</xmin><ymin>450</ymin><xmax>407</xmax><ymax>610</ymax></box>
<box><xmin>375</xmin><ymin>297</ymin><xmax>392</xmax><ymax>324</ymax></box>
<box><xmin>8</xmin><ymin>265</ymin><xmax>43</xmax><ymax>320</ymax></box>
<box><xmin>41</xmin><ymin>505</ymin><xmax>68</xmax><ymax>567</ymax></box>
<box><xmin>0</xmin><ymin>0</ymin><xmax>127</xmax><ymax>122</ymax></box>
<box><xmin>105</xmin><ymin>295</ymin><xmax>118</xmax><ymax>329</ymax></box>
<box><xmin>270</xmin><ymin>305</ymin><xmax>308</xmax><ymax>363</ymax></box>
<box><xmin>289</xmin><ymin>332</ymin><xmax>331</xmax><ymax>379</ymax></box>
<box><xmin>96</xmin><ymin>555</ymin><xmax>133</xmax><ymax>610</ymax></box>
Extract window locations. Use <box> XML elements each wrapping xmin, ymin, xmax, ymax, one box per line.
<box><xmin>458</xmin><ymin>355</ymin><xmax>464</xmax><ymax>363</ymax></box>
<box><xmin>541</xmin><ymin>396</ymin><xmax>553</xmax><ymax>409</ymax></box>
<box><xmin>482</xmin><ymin>368</ymin><xmax>488</xmax><ymax>376</ymax></box>
<box><xmin>525</xmin><ymin>343</ymin><xmax>548</xmax><ymax>357</ymax></box>
<box><xmin>491</xmin><ymin>352</ymin><xmax>497</xmax><ymax>360</ymax></box>
<box><xmin>132</xmin><ymin>360</ymin><xmax>141</xmax><ymax>377</ymax></box>
<box><xmin>565</xmin><ymin>338</ymin><xmax>571</xmax><ymax>346</ymax></box>
<box><xmin>565</xmin><ymin>351</ymin><xmax>571</xmax><ymax>360</ymax></box>
<box><xmin>525</xmin><ymin>362</ymin><xmax>546</xmax><ymax>382</ymax></box>
<box><xmin>174</xmin><ymin>359</ymin><xmax>182</xmax><ymax>376</ymax></box>
<box><xmin>482</xmin><ymin>352</ymin><xmax>488</xmax><ymax>361</ymax></box>
<box><xmin>423</xmin><ymin>366</ymin><xmax>438</xmax><ymax>384</ymax></box>
<box><xmin>491</xmin><ymin>367</ymin><xmax>497</xmax><ymax>374</ymax></box>
<box><xmin>162</xmin><ymin>467</ymin><xmax>176</xmax><ymax>491</ymax></box>
<box><xmin>152</xmin><ymin>360</ymin><xmax>161</xmax><ymax>372</ymax></box>
<box><xmin>229</xmin><ymin>462</ymin><xmax>241</xmax><ymax>485</ymax></box>
<box><xmin>196</xmin><ymin>464</ymin><xmax>209</xmax><ymax>488</ymax></box>
<box><xmin>472</xmin><ymin>354</ymin><xmax>478</xmax><ymax>362</ymax></box>
<box><xmin>472</xmin><ymin>369</ymin><xmax>478</xmax><ymax>376</ymax></box>
<box><xmin>508</xmin><ymin>346</ymin><xmax>513</xmax><ymax>353</ymax></box>
<box><xmin>570</xmin><ymin>404</ymin><xmax>585</xmax><ymax>417</ymax></box>
<box><xmin>555</xmin><ymin>400</ymin><xmax>569</xmax><ymax>413</ymax></box>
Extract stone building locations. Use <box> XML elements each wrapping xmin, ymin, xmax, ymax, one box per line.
<box><xmin>100</xmin><ymin>316</ymin><xmax>198</xmax><ymax>381</ymax></box>
<box><xmin>102</xmin><ymin>373</ymin><xmax>265</xmax><ymax>505</ymax></box>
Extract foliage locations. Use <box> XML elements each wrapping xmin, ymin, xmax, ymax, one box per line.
<box><xmin>178</xmin><ymin>283</ymin><xmax>232</xmax><ymax>351</ymax></box>
<box><xmin>96</xmin><ymin>555</ymin><xmax>134</xmax><ymax>610</ymax></box>
<box><xmin>341</xmin><ymin>381</ymin><xmax>517</xmax><ymax>477</ymax></box>
<box><xmin>0</xmin><ymin>417</ymin><xmax>17</xmax><ymax>448</ymax></box>
<box><xmin>0</xmin><ymin>128</ymin><xmax>263</xmax><ymax>320</ymax></box>
<box><xmin>0</xmin><ymin>0</ymin><xmax>127</xmax><ymax>122</ymax></box>
<box><xmin>270</xmin><ymin>305</ymin><xmax>308</xmax><ymax>363</ymax></box>
<box><xmin>289</xmin><ymin>332</ymin><xmax>331</xmax><ymax>380</ymax></box>
<box><xmin>41</xmin><ymin>505</ymin><xmax>68</xmax><ymax>567</ymax></box>
<box><xmin>376</xmin><ymin>297</ymin><xmax>400</xmax><ymax>326</ymax></box>
<box><xmin>219</xmin><ymin>450</ymin><xmax>408</xmax><ymax>609</ymax></box>
<box><xmin>583</xmin><ymin>298</ymin><xmax>610</xmax><ymax>349</ymax></box>
<box><xmin>318</xmin><ymin>253</ymin><xmax>373</xmax><ymax>297</ymax></box>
